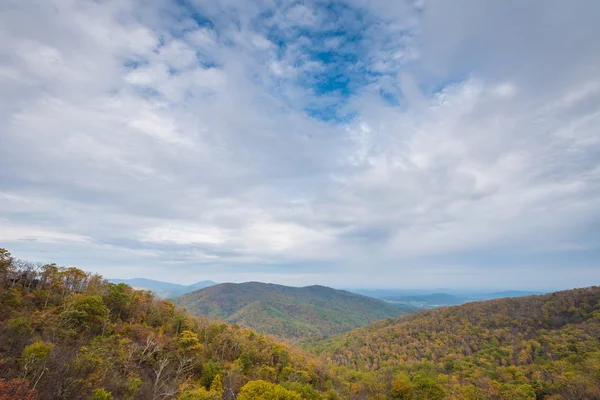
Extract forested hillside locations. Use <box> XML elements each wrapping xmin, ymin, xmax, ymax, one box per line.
<box><xmin>0</xmin><ymin>249</ymin><xmax>338</xmax><ymax>400</ymax></box>
<box><xmin>2</xmin><ymin>246</ymin><xmax>598</xmax><ymax>400</ymax></box>
<box><xmin>172</xmin><ymin>282</ymin><xmax>414</xmax><ymax>341</ymax></box>
<box><xmin>310</xmin><ymin>287</ymin><xmax>600</xmax><ymax>399</ymax></box>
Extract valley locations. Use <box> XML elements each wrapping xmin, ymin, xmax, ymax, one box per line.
<box><xmin>308</xmin><ymin>287</ymin><xmax>600</xmax><ymax>398</ymax></box>
<box><xmin>1</xmin><ymin>248</ymin><xmax>598</xmax><ymax>399</ymax></box>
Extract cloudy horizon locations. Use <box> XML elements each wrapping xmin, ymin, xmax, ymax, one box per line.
<box><xmin>1</xmin><ymin>0</ymin><xmax>599</xmax><ymax>290</ymax></box>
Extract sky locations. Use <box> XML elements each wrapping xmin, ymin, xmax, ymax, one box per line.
<box><xmin>1</xmin><ymin>0</ymin><xmax>599</xmax><ymax>290</ymax></box>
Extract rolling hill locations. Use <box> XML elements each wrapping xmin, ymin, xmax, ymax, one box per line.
<box><xmin>173</xmin><ymin>282</ymin><xmax>416</xmax><ymax>340</ymax></box>
<box><xmin>2</xmin><ymin>247</ymin><xmax>599</xmax><ymax>399</ymax></box>
<box><xmin>108</xmin><ymin>278</ymin><xmax>216</xmax><ymax>298</ymax></box>
<box><xmin>0</xmin><ymin>248</ymin><xmax>335</xmax><ymax>400</ymax></box>
<box><xmin>310</xmin><ymin>286</ymin><xmax>600</xmax><ymax>399</ymax></box>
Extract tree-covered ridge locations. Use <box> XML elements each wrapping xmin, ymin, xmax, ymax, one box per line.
<box><xmin>0</xmin><ymin>249</ymin><xmax>339</xmax><ymax>400</ymax></box>
<box><xmin>310</xmin><ymin>287</ymin><xmax>600</xmax><ymax>399</ymax></box>
<box><xmin>173</xmin><ymin>282</ymin><xmax>414</xmax><ymax>341</ymax></box>
<box><xmin>3</xmin><ymin>246</ymin><xmax>598</xmax><ymax>400</ymax></box>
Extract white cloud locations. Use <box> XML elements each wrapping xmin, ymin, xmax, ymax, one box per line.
<box><xmin>491</xmin><ymin>82</ymin><xmax>518</xmax><ymax>98</ymax></box>
<box><xmin>142</xmin><ymin>225</ymin><xmax>228</xmax><ymax>246</ymax></box>
<box><xmin>0</xmin><ymin>222</ymin><xmax>90</xmax><ymax>244</ymax></box>
<box><xmin>1</xmin><ymin>0</ymin><xmax>599</xmax><ymax>289</ymax></box>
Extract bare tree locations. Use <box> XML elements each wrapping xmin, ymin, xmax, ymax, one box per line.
<box><xmin>152</xmin><ymin>356</ymin><xmax>170</xmax><ymax>400</ymax></box>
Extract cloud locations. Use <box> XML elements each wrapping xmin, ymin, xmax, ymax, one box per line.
<box><xmin>1</xmin><ymin>0</ymin><xmax>599</xmax><ymax>289</ymax></box>
<box><xmin>0</xmin><ymin>222</ymin><xmax>90</xmax><ymax>244</ymax></box>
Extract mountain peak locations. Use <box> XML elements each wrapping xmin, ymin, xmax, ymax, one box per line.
<box><xmin>173</xmin><ymin>281</ymin><xmax>415</xmax><ymax>340</ymax></box>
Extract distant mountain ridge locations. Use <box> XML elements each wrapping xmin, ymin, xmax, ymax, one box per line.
<box><xmin>467</xmin><ymin>290</ymin><xmax>544</xmax><ymax>299</ymax></box>
<box><xmin>108</xmin><ymin>278</ymin><xmax>216</xmax><ymax>298</ymax></box>
<box><xmin>348</xmin><ymin>288</ymin><xmax>545</xmax><ymax>308</ymax></box>
<box><xmin>382</xmin><ymin>293</ymin><xmax>466</xmax><ymax>308</ymax></box>
<box><xmin>173</xmin><ymin>281</ymin><xmax>416</xmax><ymax>340</ymax></box>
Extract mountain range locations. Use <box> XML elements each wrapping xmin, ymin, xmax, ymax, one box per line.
<box><xmin>349</xmin><ymin>288</ymin><xmax>545</xmax><ymax>309</ymax></box>
<box><xmin>381</xmin><ymin>293</ymin><xmax>466</xmax><ymax>308</ymax></box>
<box><xmin>108</xmin><ymin>277</ymin><xmax>216</xmax><ymax>298</ymax></box>
<box><xmin>2</xmin><ymin>248</ymin><xmax>598</xmax><ymax>399</ymax></box>
<box><xmin>172</xmin><ymin>281</ymin><xmax>416</xmax><ymax>340</ymax></box>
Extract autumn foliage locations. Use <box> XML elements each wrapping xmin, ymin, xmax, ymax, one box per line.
<box><xmin>0</xmin><ymin>248</ymin><xmax>331</xmax><ymax>399</ymax></box>
<box><xmin>310</xmin><ymin>287</ymin><xmax>600</xmax><ymax>399</ymax></box>
<box><xmin>0</xmin><ymin>378</ymin><xmax>36</xmax><ymax>400</ymax></box>
<box><xmin>1</xmin><ymin>246</ymin><xmax>599</xmax><ymax>399</ymax></box>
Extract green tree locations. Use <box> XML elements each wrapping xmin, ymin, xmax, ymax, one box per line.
<box><xmin>500</xmin><ymin>384</ymin><xmax>536</xmax><ymax>400</ymax></box>
<box><xmin>59</xmin><ymin>295</ymin><xmax>109</xmax><ymax>333</ymax></box>
<box><xmin>178</xmin><ymin>388</ymin><xmax>220</xmax><ymax>400</ymax></box>
<box><xmin>103</xmin><ymin>283</ymin><xmax>132</xmax><ymax>320</ymax></box>
<box><xmin>409</xmin><ymin>374</ymin><xmax>446</xmax><ymax>400</ymax></box>
<box><xmin>200</xmin><ymin>362</ymin><xmax>221</xmax><ymax>389</ymax></box>
<box><xmin>237</xmin><ymin>380</ymin><xmax>302</xmax><ymax>400</ymax></box>
<box><xmin>124</xmin><ymin>377</ymin><xmax>142</xmax><ymax>400</ymax></box>
<box><xmin>0</xmin><ymin>248</ymin><xmax>12</xmax><ymax>275</ymax></box>
<box><xmin>20</xmin><ymin>341</ymin><xmax>53</xmax><ymax>384</ymax></box>
<box><xmin>209</xmin><ymin>374</ymin><xmax>222</xmax><ymax>394</ymax></box>
<box><xmin>90</xmin><ymin>388</ymin><xmax>114</xmax><ymax>400</ymax></box>
<box><xmin>282</xmin><ymin>382</ymin><xmax>323</xmax><ymax>400</ymax></box>
<box><xmin>178</xmin><ymin>330</ymin><xmax>203</xmax><ymax>353</ymax></box>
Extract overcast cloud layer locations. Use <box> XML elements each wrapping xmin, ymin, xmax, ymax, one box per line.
<box><xmin>1</xmin><ymin>0</ymin><xmax>599</xmax><ymax>289</ymax></box>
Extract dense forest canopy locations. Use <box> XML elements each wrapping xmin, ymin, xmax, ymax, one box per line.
<box><xmin>1</xmin><ymin>247</ymin><xmax>599</xmax><ymax>400</ymax></box>
<box><xmin>0</xmin><ymin>248</ymin><xmax>338</xmax><ymax>400</ymax></box>
<box><xmin>173</xmin><ymin>282</ymin><xmax>413</xmax><ymax>341</ymax></box>
<box><xmin>310</xmin><ymin>287</ymin><xmax>600</xmax><ymax>399</ymax></box>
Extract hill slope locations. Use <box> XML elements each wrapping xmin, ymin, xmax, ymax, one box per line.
<box><xmin>2</xmin><ymin>247</ymin><xmax>598</xmax><ymax>400</ymax></box>
<box><xmin>173</xmin><ymin>282</ymin><xmax>415</xmax><ymax>340</ymax></box>
<box><xmin>108</xmin><ymin>278</ymin><xmax>216</xmax><ymax>298</ymax></box>
<box><xmin>310</xmin><ymin>287</ymin><xmax>600</xmax><ymax>399</ymax></box>
<box><xmin>0</xmin><ymin>249</ymin><xmax>335</xmax><ymax>400</ymax></box>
